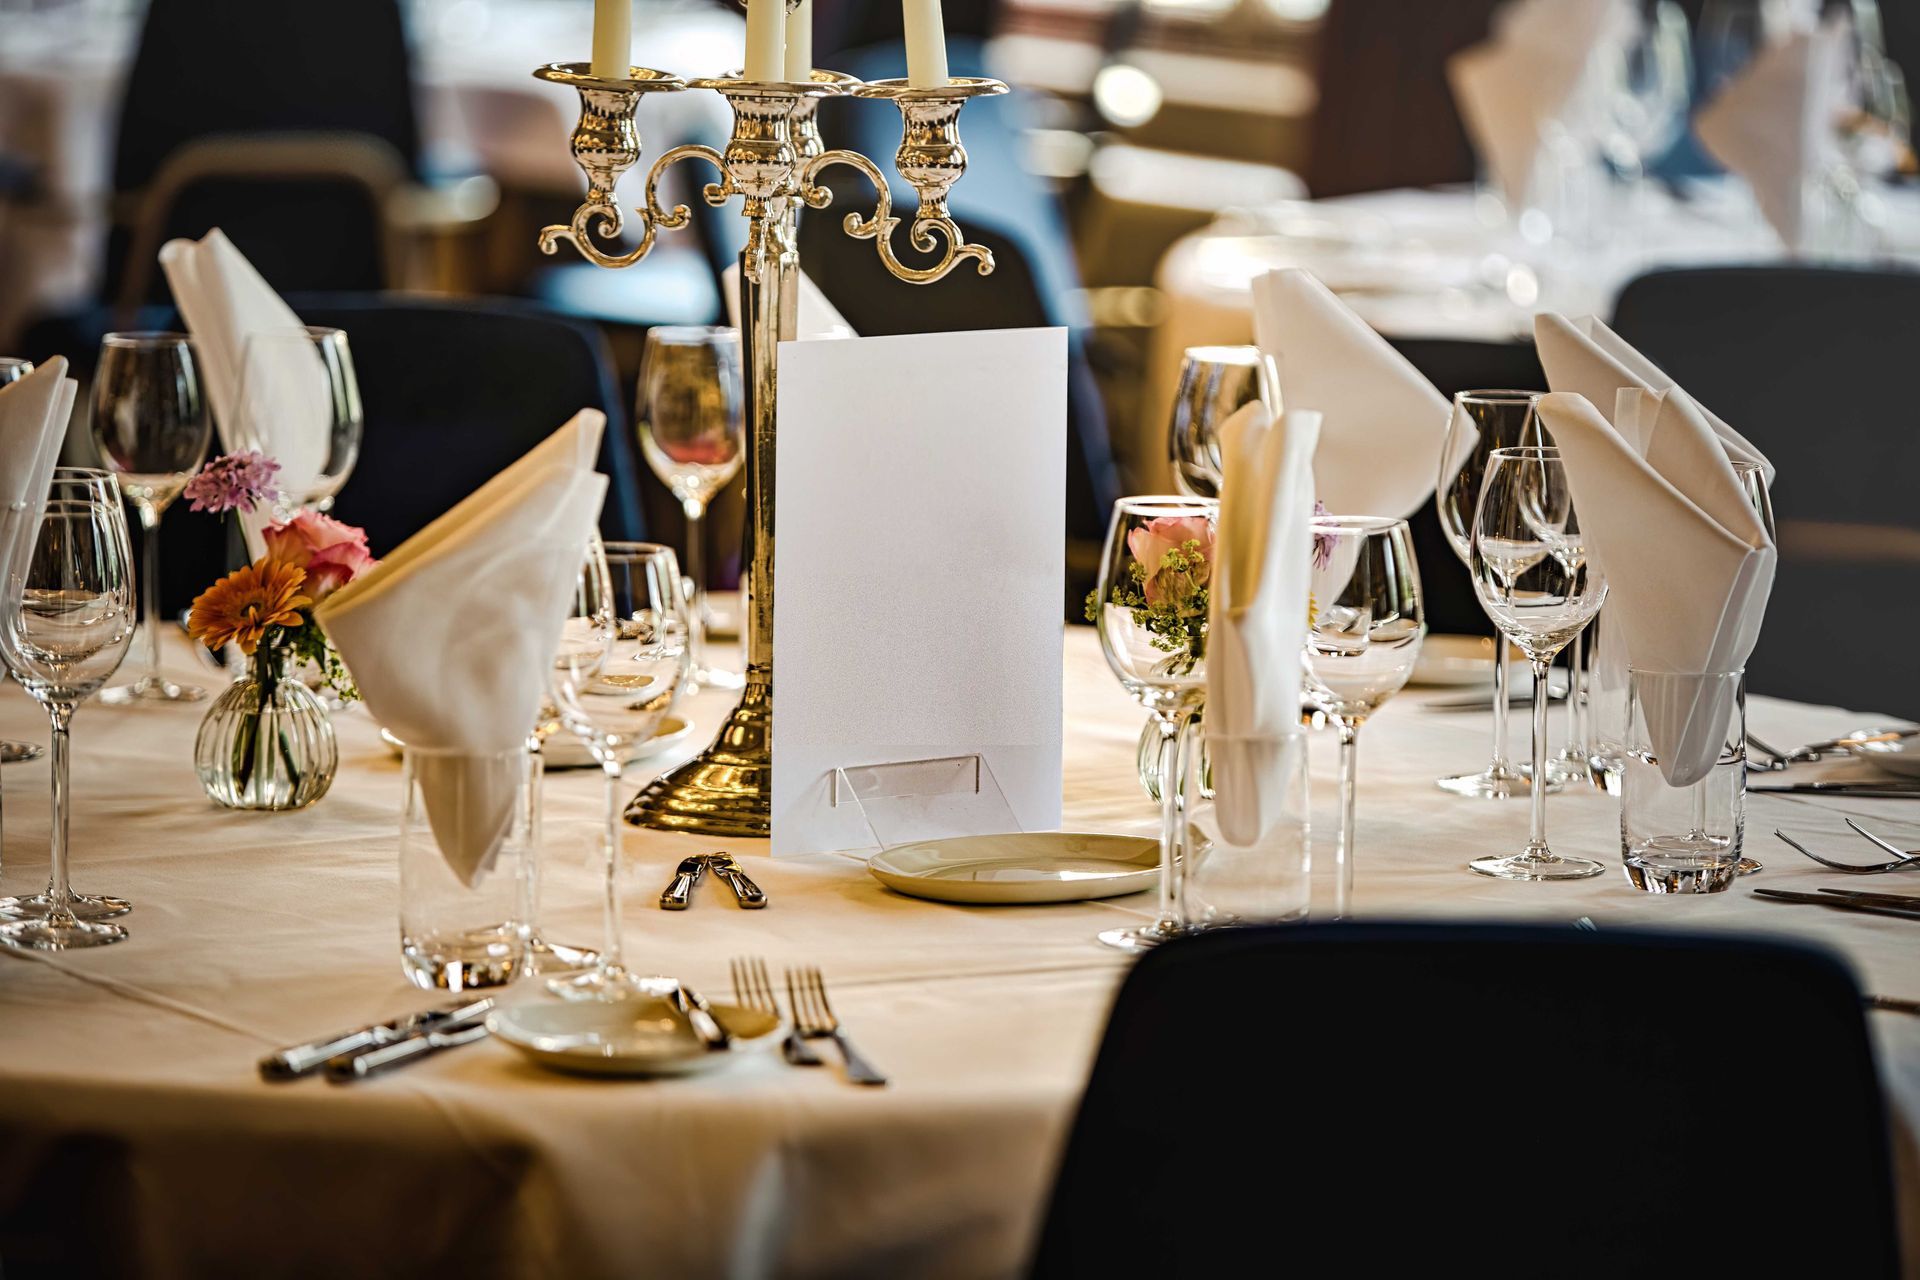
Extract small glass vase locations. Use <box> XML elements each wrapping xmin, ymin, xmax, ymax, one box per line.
<box><xmin>195</xmin><ymin>648</ymin><xmax>338</xmax><ymax>810</ymax></box>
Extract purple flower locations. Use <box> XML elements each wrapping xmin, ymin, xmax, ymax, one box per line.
<box><xmin>184</xmin><ymin>451</ymin><xmax>282</xmax><ymax>515</ymax></box>
<box><xmin>1311</xmin><ymin>500</ymin><xmax>1335</xmax><ymax>570</ymax></box>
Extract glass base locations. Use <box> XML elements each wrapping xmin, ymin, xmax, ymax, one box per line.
<box><xmin>546</xmin><ymin>967</ymin><xmax>681</xmax><ymax>1002</ymax></box>
<box><xmin>1437</xmin><ymin>762</ymin><xmax>1532</xmax><ymax>798</ymax></box>
<box><xmin>1097</xmin><ymin>918</ymin><xmax>1193</xmax><ymax>954</ymax></box>
<box><xmin>687</xmin><ymin>664</ymin><xmax>745</xmax><ymax>693</ymax></box>
<box><xmin>401</xmin><ymin>926</ymin><xmax>527</xmax><ymax>992</ymax></box>
<box><xmin>1469</xmin><ymin>851</ymin><xmax>1607</xmax><ymax>881</ymax></box>
<box><xmin>0</xmin><ymin>740</ymin><xmax>42</xmax><ymax>764</ymax></box>
<box><xmin>0</xmin><ymin>915</ymin><xmax>127</xmax><ymax>949</ymax></box>
<box><xmin>99</xmin><ymin>674</ymin><xmax>205</xmax><ymax>704</ymax></box>
<box><xmin>1543</xmin><ymin>755</ymin><xmax>1587</xmax><ymax>787</ymax></box>
<box><xmin>0</xmin><ymin>891</ymin><xmax>132</xmax><ymax>921</ymax></box>
<box><xmin>524</xmin><ymin>936</ymin><xmax>602</xmax><ymax>975</ymax></box>
<box><xmin>1737</xmin><ymin>858</ymin><xmax>1762</xmax><ymax>875</ymax></box>
<box><xmin>1623</xmin><ymin>851</ymin><xmax>1741</xmax><ymax>894</ymax></box>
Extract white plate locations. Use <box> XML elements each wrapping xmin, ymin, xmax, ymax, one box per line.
<box><xmin>380</xmin><ymin>715</ymin><xmax>693</xmax><ymax>772</ymax></box>
<box><xmin>867</xmin><ymin>832</ymin><xmax>1159</xmax><ymax>905</ymax></box>
<box><xmin>1841</xmin><ymin>730</ymin><xmax>1920</xmax><ymax>778</ymax></box>
<box><xmin>1409</xmin><ymin>634</ymin><xmax>1510</xmax><ymax>687</ymax></box>
<box><xmin>488</xmin><ymin>995</ymin><xmax>783</xmax><ymax>1078</ymax></box>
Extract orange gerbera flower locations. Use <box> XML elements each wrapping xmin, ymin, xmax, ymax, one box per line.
<box><xmin>188</xmin><ymin>557</ymin><xmax>312</xmax><ymax>656</ymax></box>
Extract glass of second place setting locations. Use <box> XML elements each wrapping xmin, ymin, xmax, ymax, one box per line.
<box><xmin>543</xmin><ymin>540</ymin><xmax>690</xmax><ymax>1000</ymax></box>
<box><xmin>0</xmin><ymin>471</ymin><xmax>139</xmax><ymax>948</ymax></box>
<box><xmin>636</xmin><ymin>326</ymin><xmax>744</xmax><ymax>693</ymax></box>
<box><xmin>1301</xmin><ymin>515</ymin><xmax>1425</xmax><ymax>919</ymax></box>
<box><xmin>1467</xmin><ymin>446</ymin><xmax>1609</xmax><ymax>880</ymax></box>
<box><xmin>1093</xmin><ymin>496</ymin><xmax>1215</xmax><ymax>952</ymax></box>
<box><xmin>91</xmin><ymin>332</ymin><xmax>213</xmax><ymax>704</ymax></box>
<box><xmin>230</xmin><ymin>326</ymin><xmax>363</xmax><ymax>514</ymax></box>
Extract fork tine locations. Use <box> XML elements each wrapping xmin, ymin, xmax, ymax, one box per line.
<box><xmin>786</xmin><ymin>967</ymin><xmax>813</xmax><ymax>1033</ymax></box>
<box><xmin>1846</xmin><ymin>818</ymin><xmax>1920</xmax><ymax>861</ymax></box>
<box><xmin>807</xmin><ymin>966</ymin><xmax>837</xmax><ymax>1027</ymax></box>
<box><xmin>1776</xmin><ymin>829</ymin><xmax>1902</xmax><ymax>873</ymax></box>
<box><xmin>751</xmin><ymin>957</ymin><xmax>776</xmax><ymax>1014</ymax></box>
<box><xmin>1747</xmin><ymin>732</ymin><xmax>1788</xmax><ymax>761</ymax></box>
<box><xmin>730</xmin><ymin>957</ymin><xmax>746</xmax><ymax>1008</ymax></box>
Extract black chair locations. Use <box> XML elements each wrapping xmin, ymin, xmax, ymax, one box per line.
<box><xmin>1032</xmin><ymin>923</ymin><xmax>1897</xmax><ymax>1278</ymax></box>
<box><xmin>1612</xmin><ymin>264</ymin><xmax>1920</xmax><ymax>716</ymax></box>
<box><xmin>151</xmin><ymin>294</ymin><xmax>646</xmax><ymax>613</ymax></box>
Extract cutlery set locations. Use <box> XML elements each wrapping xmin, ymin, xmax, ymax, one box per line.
<box><xmin>660</xmin><ymin>853</ymin><xmax>767</xmax><ymax>910</ymax></box>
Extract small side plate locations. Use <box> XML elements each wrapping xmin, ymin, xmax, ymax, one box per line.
<box><xmin>1845</xmin><ymin>730</ymin><xmax>1920</xmax><ymax>779</ymax></box>
<box><xmin>381</xmin><ymin>715</ymin><xmax>693</xmax><ymax>771</ymax></box>
<box><xmin>488</xmin><ymin>996</ymin><xmax>782</xmax><ymax>1078</ymax></box>
<box><xmin>867</xmin><ymin>832</ymin><xmax>1158</xmax><ymax>905</ymax></box>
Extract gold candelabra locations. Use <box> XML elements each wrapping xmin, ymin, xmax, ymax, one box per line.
<box><xmin>532</xmin><ymin>60</ymin><xmax>1006</xmax><ymax>838</ymax></box>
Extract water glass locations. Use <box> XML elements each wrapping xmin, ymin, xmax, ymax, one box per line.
<box><xmin>1181</xmin><ymin>724</ymin><xmax>1309</xmax><ymax>928</ymax></box>
<box><xmin>230</xmin><ymin>326</ymin><xmax>362</xmax><ymax>511</ymax></box>
<box><xmin>1622</xmin><ymin>669</ymin><xmax>1746</xmax><ymax>893</ymax></box>
<box><xmin>1166</xmin><ymin>345</ymin><xmax>1268</xmax><ymax>499</ymax></box>
<box><xmin>399</xmin><ymin>744</ymin><xmax>541</xmax><ymax>992</ymax></box>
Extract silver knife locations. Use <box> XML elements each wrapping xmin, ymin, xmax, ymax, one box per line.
<box><xmin>672</xmin><ymin>984</ymin><xmax>732</xmax><ymax>1051</ymax></box>
<box><xmin>1818</xmin><ymin>887</ymin><xmax>1920</xmax><ymax>910</ymax></box>
<box><xmin>324</xmin><ymin>1005</ymin><xmax>495</xmax><ymax>1082</ymax></box>
<box><xmin>1866</xmin><ymin>994</ymin><xmax>1920</xmax><ymax>1016</ymax></box>
<box><xmin>659</xmin><ymin>855</ymin><xmax>707</xmax><ymax>910</ymax></box>
<box><xmin>700</xmin><ymin>854</ymin><xmax>768</xmax><ymax>909</ymax></box>
<box><xmin>1752</xmin><ymin>888</ymin><xmax>1920</xmax><ymax>920</ymax></box>
<box><xmin>1749</xmin><ymin>782</ymin><xmax>1920</xmax><ymax>798</ymax></box>
<box><xmin>259</xmin><ymin>997</ymin><xmax>493</xmax><ymax>1081</ymax></box>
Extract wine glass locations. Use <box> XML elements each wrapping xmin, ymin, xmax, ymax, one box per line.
<box><xmin>544</xmin><ymin>540</ymin><xmax>689</xmax><ymax>1000</ymax></box>
<box><xmin>1468</xmin><ymin>447</ymin><xmax>1609</xmax><ymax>881</ymax></box>
<box><xmin>0</xmin><ymin>471</ymin><xmax>138</xmax><ymax>948</ymax></box>
<box><xmin>1167</xmin><ymin>345</ymin><xmax>1268</xmax><ymax>499</ymax></box>
<box><xmin>1433</xmin><ymin>391</ymin><xmax>1559</xmax><ymax>799</ymax></box>
<box><xmin>1600</xmin><ymin>1</ymin><xmax>1692</xmax><ymax>210</ymax></box>
<box><xmin>91</xmin><ymin>332</ymin><xmax>213</xmax><ymax>705</ymax></box>
<box><xmin>0</xmin><ymin>356</ymin><xmax>45</xmax><ymax>764</ymax></box>
<box><xmin>1093</xmin><ymin>496</ymin><xmax>1215</xmax><ymax>952</ymax></box>
<box><xmin>1301</xmin><ymin>516</ymin><xmax>1425</xmax><ymax>919</ymax></box>
<box><xmin>230</xmin><ymin>327</ymin><xmax>362</xmax><ymax>513</ymax></box>
<box><xmin>636</xmin><ymin>326</ymin><xmax>744</xmax><ymax>694</ymax></box>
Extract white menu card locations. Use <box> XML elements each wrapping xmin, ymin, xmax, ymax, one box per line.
<box><xmin>771</xmin><ymin>327</ymin><xmax>1068</xmax><ymax>856</ymax></box>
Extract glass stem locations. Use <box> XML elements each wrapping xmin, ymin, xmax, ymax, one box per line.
<box><xmin>1528</xmin><ymin>657</ymin><xmax>1552</xmax><ymax>859</ymax></box>
<box><xmin>1153</xmin><ymin>710</ymin><xmax>1189</xmax><ymax>931</ymax></box>
<box><xmin>1567</xmin><ymin>628</ymin><xmax>1587</xmax><ymax>760</ymax></box>
<box><xmin>683</xmin><ymin>496</ymin><xmax>708</xmax><ymax>674</ymax></box>
<box><xmin>1335</xmin><ymin>721</ymin><xmax>1359</xmax><ymax>920</ymax></box>
<box><xmin>599</xmin><ymin>757</ymin><xmax>625</xmax><ymax>975</ymax></box>
<box><xmin>44</xmin><ymin>702</ymin><xmax>75</xmax><ymax>925</ymax></box>
<box><xmin>139</xmin><ymin>501</ymin><xmax>162</xmax><ymax>685</ymax></box>
<box><xmin>1492</xmin><ymin>641</ymin><xmax>1511</xmax><ymax>773</ymax></box>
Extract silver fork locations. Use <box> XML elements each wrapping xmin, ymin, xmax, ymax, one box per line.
<box><xmin>788</xmin><ymin>966</ymin><xmax>888</xmax><ymax>1086</ymax></box>
<box><xmin>1775</xmin><ymin>828</ymin><xmax>1920</xmax><ymax>874</ymax></box>
<box><xmin>732</xmin><ymin>956</ymin><xmax>821</xmax><ymax>1066</ymax></box>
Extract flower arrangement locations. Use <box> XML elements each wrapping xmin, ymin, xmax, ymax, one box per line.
<box><xmin>1086</xmin><ymin>514</ymin><xmax>1214</xmax><ymax>676</ymax></box>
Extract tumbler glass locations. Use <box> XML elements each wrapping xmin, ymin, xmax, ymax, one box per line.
<box><xmin>1621</xmin><ymin>668</ymin><xmax>1746</xmax><ymax>894</ymax></box>
<box><xmin>1180</xmin><ymin>724</ymin><xmax>1310</xmax><ymax>928</ymax></box>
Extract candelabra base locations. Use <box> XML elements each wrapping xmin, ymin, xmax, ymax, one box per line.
<box><xmin>625</xmin><ymin>675</ymin><xmax>772</xmax><ymax>837</ymax></box>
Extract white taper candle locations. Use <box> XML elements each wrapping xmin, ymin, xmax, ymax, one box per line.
<box><xmin>785</xmin><ymin>0</ymin><xmax>814</xmax><ymax>82</ymax></box>
<box><xmin>902</xmin><ymin>0</ymin><xmax>949</xmax><ymax>88</ymax></box>
<box><xmin>746</xmin><ymin>0</ymin><xmax>787</xmax><ymax>81</ymax></box>
<box><xmin>591</xmin><ymin>0</ymin><xmax>631</xmax><ymax>79</ymax></box>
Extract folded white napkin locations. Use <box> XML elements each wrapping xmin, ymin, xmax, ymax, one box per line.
<box><xmin>160</xmin><ymin>228</ymin><xmax>330</xmax><ymax>547</ymax></box>
<box><xmin>316</xmin><ymin>412</ymin><xmax>610</xmax><ymax>885</ymax></box>
<box><xmin>1537</xmin><ymin>389</ymin><xmax>1774</xmax><ymax>786</ymax></box>
<box><xmin>0</xmin><ymin>357</ymin><xmax>77</xmax><ymax>569</ymax></box>
<box><xmin>1533</xmin><ymin>313</ymin><xmax>1772</xmax><ymax>479</ymax></box>
<box><xmin>1206</xmin><ymin>401</ymin><xmax>1319</xmax><ymax>845</ymax></box>
<box><xmin>1694</xmin><ymin>14</ymin><xmax>1851</xmax><ymax>252</ymax></box>
<box><xmin>722</xmin><ymin>264</ymin><xmax>855</xmax><ymax>338</ymax></box>
<box><xmin>1448</xmin><ymin>0</ymin><xmax>1639</xmax><ymax>207</ymax></box>
<box><xmin>1251</xmin><ymin>268</ymin><xmax>1449</xmax><ymax>518</ymax></box>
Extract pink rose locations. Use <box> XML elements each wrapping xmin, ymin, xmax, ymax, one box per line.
<box><xmin>1126</xmin><ymin>514</ymin><xmax>1213</xmax><ymax>611</ymax></box>
<box><xmin>263</xmin><ymin>510</ymin><xmax>376</xmax><ymax>602</ymax></box>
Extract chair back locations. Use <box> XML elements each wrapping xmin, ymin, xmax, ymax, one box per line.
<box><xmin>1612</xmin><ymin>264</ymin><xmax>1920</xmax><ymax>713</ymax></box>
<box><xmin>1032</xmin><ymin>923</ymin><xmax>1897</xmax><ymax>1278</ymax></box>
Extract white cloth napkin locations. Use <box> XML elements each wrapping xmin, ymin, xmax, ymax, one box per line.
<box><xmin>316</xmin><ymin>412</ymin><xmax>610</xmax><ymax>886</ymax></box>
<box><xmin>1206</xmin><ymin>401</ymin><xmax>1319</xmax><ymax>846</ymax></box>
<box><xmin>722</xmin><ymin>264</ymin><xmax>855</xmax><ymax>338</ymax></box>
<box><xmin>1694</xmin><ymin>14</ymin><xmax>1851</xmax><ymax>252</ymax></box>
<box><xmin>1251</xmin><ymin>267</ymin><xmax>1449</xmax><ymax>518</ymax></box>
<box><xmin>159</xmin><ymin>228</ymin><xmax>330</xmax><ymax>547</ymax></box>
<box><xmin>1448</xmin><ymin>0</ymin><xmax>1638</xmax><ymax>207</ymax></box>
<box><xmin>1533</xmin><ymin>313</ymin><xmax>1772</xmax><ymax>479</ymax></box>
<box><xmin>1537</xmin><ymin>389</ymin><xmax>1774</xmax><ymax>787</ymax></box>
<box><xmin>0</xmin><ymin>357</ymin><xmax>76</xmax><ymax>570</ymax></box>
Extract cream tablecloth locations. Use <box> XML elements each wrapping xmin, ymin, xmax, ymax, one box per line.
<box><xmin>0</xmin><ymin>629</ymin><xmax>1915</xmax><ymax>1277</ymax></box>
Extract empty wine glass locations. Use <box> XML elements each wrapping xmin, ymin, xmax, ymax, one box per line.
<box><xmin>1093</xmin><ymin>496</ymin><xmax>1215</xmax><ymax>952</ymax></box>
<box><xmin>0</xmin><ymin>471</ymin><xmax>138</xmax><ymax>948</ymax></box>
<box><xmin>230</xmin><ymin>327</ymin><xmax>362</xmax><ymax>513</ymax></box>
<box><xmin>1302</xmin><ymin>516</ymin><xmax>1425</xmax><ymax>919</ymax></box>
<box><xmin>91</xmin><ymin>332</ymin><xmax>212</xmax><ymax>705</ymax></box>
<box><xmin>0</xmin><ymin>358</ymin><xmax>30</xmax><ymax>385</ymax></box>
<box><xmin>0</xmin><ymin>356</ymin><xmax>44</xmax><ymax>765</ymax></box>
<box><xmin>545</xmin><ymin>540</ymin><xmax>689</xmax><ymax>1000</ymax></box>
<box><xmin>636</xmin><ymin>326</ymin><xmax>744</xmax><ymax>694</ymax></box>
<box><xmin>1167</xmin><ymin>345</ymin><xmax>1268</xmax><ymax>499</ymax></box>
<box><xmin>1468</xmin><ymin>447</ymin><xmax>1609</xmax><ymax>881</ymax></box>
<box><xmin>1600</xmin><ymin>0</ymin><xmax>1692</xmax><ymax>216</ymax></box>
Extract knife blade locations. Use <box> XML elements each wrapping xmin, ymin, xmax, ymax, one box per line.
<box><xmin>1866</xmin><ymin>994</ymin><xmax>1920</xmax><ymax>1016</ymax></box>
<box><xmin>659</xmin><ymin>855</ymin><xmax>707</xmax><ymax>910</ymax></box>
<box><xmin>1752</xmin><ymin>888</ymin><xmax>1920</xmax><ymax>920</ymax></box>
<box><xmin>1749</xmin><ymin>782</ymin><xmax>1920</xmax><ymax>798</ymax></box>
<box><xmin>672</xmin><ymin>984</ymin><xmax>732</xmax><ymax>1051</ymax></box>
<box><xmin>700</xmin><ymin>854</ymin><xmax>767</xmax><ymax>909</ymax></box>
<box><xmin>325</xmin><ymin>1014</ymin><xmax>494</xmax><ymax>1083</ymax></box>
<box><xmin>259</xmin><ymin>997</ymin><xmax>494</xmax><ymax>1081</ymax></box>
<box><xmin>1817</xmin><ymin>887</ymin><xmax>1920</xmax><ymax>910</ymax></box>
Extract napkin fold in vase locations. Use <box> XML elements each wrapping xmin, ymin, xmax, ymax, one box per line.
<box><xmin>316</xmin><ymin>412</ymin><xmax>610</xmax><ymax>885</ymax></box>
<box><xmin>0</xmin><ymin>357</ymin><xmax>77</xmax><ymax>564</ymax></box>
<box><xmin>1536</xmin><ymin>390</ymin><xmax>1774</xmax><ymax>787</ymax></box>
<box><xmin>1206</xmin><ymin>402</ymin><xmax>1320</xmax><ymax>846</ymax></box>
<box><xmin>1251</xmin><ymin>268</ymin><xmax>1449</xmax><ymax>519</ymax></box>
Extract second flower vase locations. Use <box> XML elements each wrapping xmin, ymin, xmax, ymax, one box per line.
<box><xmin>196</xmin><ymin>650</ymin><xmax>338</xmax><ymax>811</ymax></box>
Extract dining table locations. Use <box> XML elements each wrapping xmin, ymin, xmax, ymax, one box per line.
<box><xmin>0</xmin><ymin>627</ymin><xmax>1915</xmax><ymax>1277</ymax></box>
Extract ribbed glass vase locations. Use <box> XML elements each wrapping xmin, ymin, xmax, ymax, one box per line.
<box><xmin>195</xmin><ymin>647</ymin><xmax>338</xmax><ymax>810</ymax></box>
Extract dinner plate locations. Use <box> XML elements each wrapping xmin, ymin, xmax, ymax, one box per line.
<box><xmin>380</xmin><ymin>714</ymin><xmax>693</xmax><ymax>771</ymax></box>
<box><xmin>488</xmin><ymin>995</ymin><xmax>783</xmax><ymax>1078</ymax></box>
<box><xmin>1842</xmin><ymin>730</ymin><xmax>1920</xmax><ymax>779</ymax></box>
<box><xmin>867</xmin><ymin>832</ymin><xmax>1159</xmax><ymax>904</ymax></box>
<box><xmin>1409</xmin><ymin>634</ymin><xmax>1509</xmax><ymax>687</ymax></box>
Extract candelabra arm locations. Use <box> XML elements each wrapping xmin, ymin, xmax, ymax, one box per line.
<box><xmin>801</xmin><ymin>147</ymin><xmax>994</xmax><ymax>285</ymax></box>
